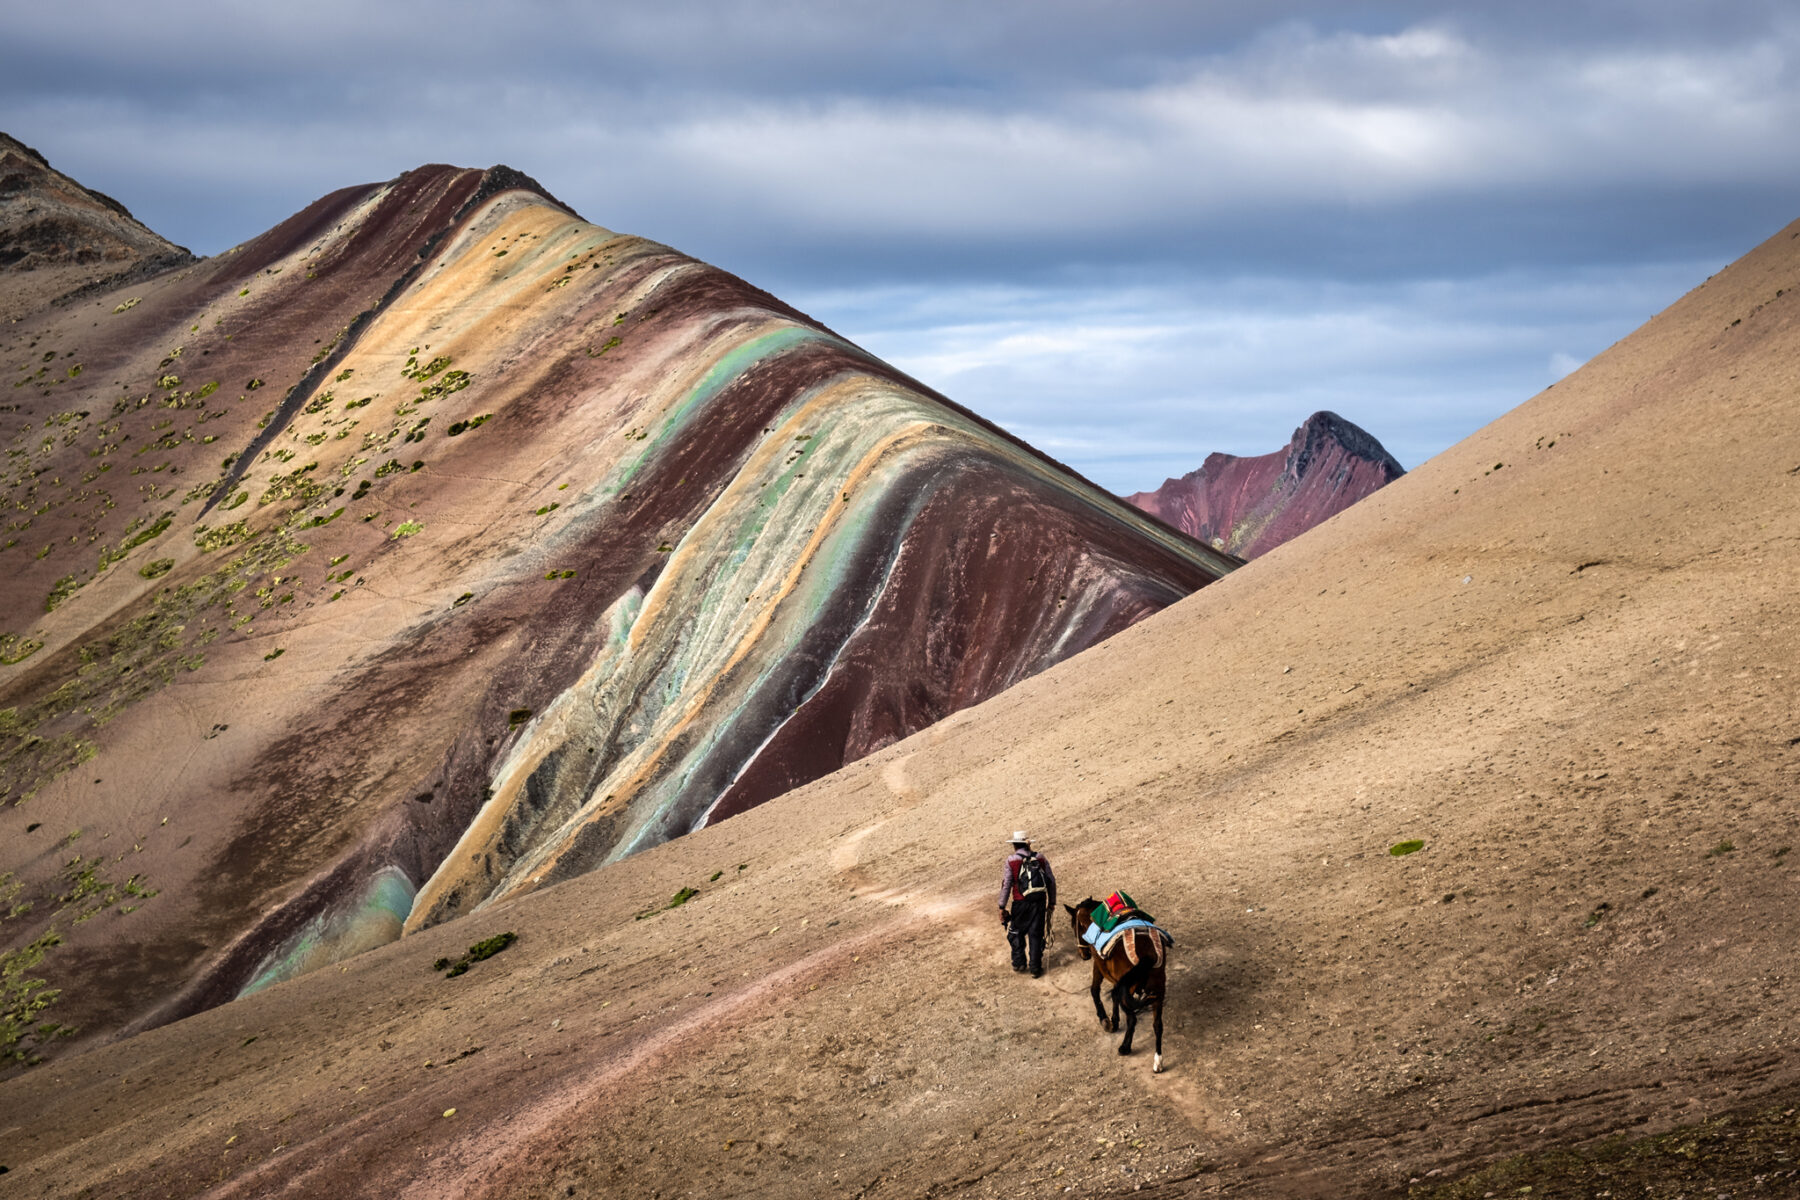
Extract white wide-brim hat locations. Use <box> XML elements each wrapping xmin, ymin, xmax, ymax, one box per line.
<box><xmin>1009</xmin><ymin>831</ymin><xmax>1031</xmax><ymax>844</ymax></box>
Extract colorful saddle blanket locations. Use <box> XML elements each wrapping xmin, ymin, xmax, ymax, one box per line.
<box><xmin>1082</xmin><ymin>918</ymin><xmax>1173</xmax><ymax>957</ymax></box>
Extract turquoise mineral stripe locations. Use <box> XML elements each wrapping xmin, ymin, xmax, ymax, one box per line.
<box><xmin>611</xmin><ymin>324</ymin><xmax>836</xmax><ymax>491</ymax></box>
<box><xmin>608</xmin><ymin>587</ymin><xmax>642</xmax><ymax>649</ymax></box>
<box><xmin>605</xmin><ymin>441</ymin><xmax>953</xmax><ymax>861</ymax></box>
<box><xmin>237</xmin><ymin>866</ymin><xmax>416</xmax><ymax>997</ymax></box>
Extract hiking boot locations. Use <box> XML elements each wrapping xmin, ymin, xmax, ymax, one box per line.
<box><xmin>1012</xmin><ymin>964</ymin><xmax>1027</xmax><ymax>973</ymax></box>
<box><xmin>1030</xmin><ymin>967</ymin><xmax>1043</xmax><ymax>978</ymax></box>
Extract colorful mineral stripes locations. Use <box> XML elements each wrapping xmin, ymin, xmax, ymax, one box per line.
<box><xmin>0</xmin><ymin>163</ymin><xmax>1235</xmax><ymax>1033</ymax></box>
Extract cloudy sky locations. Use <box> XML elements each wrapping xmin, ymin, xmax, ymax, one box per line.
<box><xmin>8</xmin><ymin>1</ymin><xmax>1798</xmax><ymax>491</ymax></box>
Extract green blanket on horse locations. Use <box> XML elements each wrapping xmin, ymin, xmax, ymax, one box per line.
<box><xmin>1090</xmin><ymin>889</ymin><xmax>1154</xmax><ymax>932</ymax></box>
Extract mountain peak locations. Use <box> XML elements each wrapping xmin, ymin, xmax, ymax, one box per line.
<box><xmin>1292</xmin><ymin>409</ymin><xmax>1404</xmax><ymax>477</ymax></box>
<box><xmin>1125</xmin><ymin>410</ymin><xmax>1404</xmax><ymax>558</ymax></box>
<box><xmin>0</xmin><ymin>130</ymin><xmax>194</xmax><ymax>320</ymax></box>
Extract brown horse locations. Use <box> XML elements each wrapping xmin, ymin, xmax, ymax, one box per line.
<box><xmin>1066</xmin><ymin>898</ymin><xmax>1166</xmax><ymax>1072</ymax></box>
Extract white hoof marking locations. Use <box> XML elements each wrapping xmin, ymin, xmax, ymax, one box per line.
<box><xmin>1152</xmin><ymin>1054</ymin><xmax>1163</xmax><ymax>1073</ymax></box>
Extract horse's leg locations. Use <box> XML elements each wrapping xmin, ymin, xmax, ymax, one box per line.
<box><xmin>1152</xmin><ymin>993</ymin><xmax>1164</xmax><ymax>1073</ymax></box>
<box><xmin>1090</xmin><ymin>960</ymin><xmax>1107</xmax><ymax>1027</ymax></box>
<box><xmin>1109</xmin><ymin>979</ymin><xmax>1121</xmax><ymax>1033</ymax></box>
<box><xmin>1117</xmin><ymin>981</ymin><xmax>1137</xmax><ymax>1055</ymax></box>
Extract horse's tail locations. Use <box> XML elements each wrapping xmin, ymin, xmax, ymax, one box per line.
<box><xmin>1118</xmin><ymin>961</ymin><xmax>1158</xmax><ymax>1013</ymax></box>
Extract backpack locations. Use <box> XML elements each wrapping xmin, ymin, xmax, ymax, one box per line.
<box><xmin>1016</xmin><ymin>851</ymin><xmax>1049</xmax><ymax>898</ymax></box>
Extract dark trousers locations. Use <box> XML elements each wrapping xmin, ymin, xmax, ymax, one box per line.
<box><xmin>1007</xmin><ymin>895</ymin><xmax>1047</xmax><ymax>972</ymax></box>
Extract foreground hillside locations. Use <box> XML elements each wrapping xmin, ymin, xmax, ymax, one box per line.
<box><xmin>0</xmin><ymin>159</ymin><xmax>1234</xmax><ymax>1054</ymax></box>
<box><xmin>2</xmin><ymin>221</ymin><xmax>1795</xmax><ymax>1194</ymax></box>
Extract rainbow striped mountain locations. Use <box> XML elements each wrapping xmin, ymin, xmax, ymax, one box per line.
<box><xmin>0</xmin><ymin>161</ymin><xmax>1263</xmax><ymax>1043</ymax></box>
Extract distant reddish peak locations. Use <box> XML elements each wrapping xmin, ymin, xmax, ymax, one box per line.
<box><xmin>1124</xmin><ymin>411</ymin><xmax>1403</xmax><ymax>559</ymax></box>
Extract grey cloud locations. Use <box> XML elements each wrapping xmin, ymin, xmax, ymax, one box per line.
<box><xmin>3</xmin><ymin>1</ymin><xmax>1794</xmax><ymax>480</ymax></box>
<box><xmin>633</xmin><ymin>25</ymin><xmax>1800</xmax><ymax>237</ymax></box>
<box><xmin>12</xmin><ymin>5</ymin><xmax>1795</xmax><ymax>281</ymax></box>
<box><xmin>804</xmin><ymin>260</ymin><xmax>1716</xmax><ymax>491</ymax></box>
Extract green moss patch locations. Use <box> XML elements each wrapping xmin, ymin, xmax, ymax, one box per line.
<box><xmin>260</xmin><ymin>462</ymin><xmax>323</xmax><ymax>508</ymax></box>
<box><xmin>3</xmin><ymin>855</ymin><xmax>159</xmax><ymax>1072</ymax></box>
<box><xmin>45</xmin><ymin>513</ymin><xmax>180</xmax><ymax>613</ymax></box>
<box><xmin>417</xmin><ymin>371</ymin><xmax>470</xmax><ymax>403</ymax></box>
<box><xmin>0</xmin><ymin>636</ymin><xmax>43</xmax><ymax>666</ymax></box>
<box><xmin>434</xmin><ymin>931</ymin><xmax>517</xmax><ymax>978</ymax></box>
<box><xmin>637</xmin><ymin>886</ymin><xmax>702</xmax><ymax>920</ymax></box>
<box><xmin>1</xmin><ymin>525</ymin><xmax>308</xmax><ymax>806</ymax></box>
<box><xmin>194</xmin><ymin>521</ymin><xmax>251</xmax><ymax>553</ymax></box>
<box><xmin>43</xmin><ymin>577</ymin><xmax>79</xmax><ymax>614</ymax></box>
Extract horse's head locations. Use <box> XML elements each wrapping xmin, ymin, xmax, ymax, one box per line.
<box><xmin>1066</xmin><ymin>898</ymin><xmax>1099</xmax><ymax>960</ymax></box>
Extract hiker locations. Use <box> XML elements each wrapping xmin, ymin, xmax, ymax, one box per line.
<box><xmin>999</xmin><ymin>831</ymin><xmax>1057</xmax><ymax>977</ymax></box>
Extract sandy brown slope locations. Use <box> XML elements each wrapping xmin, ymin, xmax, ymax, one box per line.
<box><xmin>2</xmin><ymin>217</ymin><xmax>1798</xmax><ymax>1197</ymax></box>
